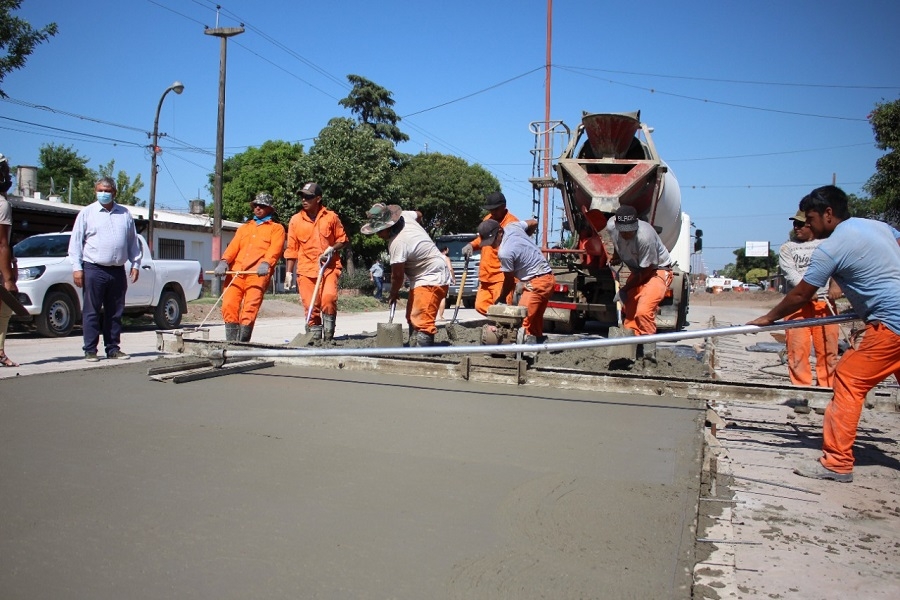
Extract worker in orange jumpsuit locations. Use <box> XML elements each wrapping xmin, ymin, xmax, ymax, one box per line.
<box><xmin>215</xmin><ymin>193</ymin><xmax>286</xmax><ymax>342</ymax></box>
<box><xmin>779</xmin><ymin>209</ymin><xmax>840</xmax><ymax>387</ymax></box>
<box><xmin>284</xmin><ymin>182</ymin><xmax>349</xmax><ymax>342</ymax></box>
<box><xmin>461</xmin><ymin>191</ymin><xmax>518</xmax><ymax>315</ymax></box>
<box><xmin>749</xmin><ymin>185</ymin><xmax>900</xmax><ymax>483</ymax></box>
<box><xmin>362</xmin><ymin>204</ymin><xmax>451</xmax><ymax>347</ymax></box>
<box><xmin>606</xmin><ymin>205</ymin><xmax>674</xmax><ymax>336</ymax></box>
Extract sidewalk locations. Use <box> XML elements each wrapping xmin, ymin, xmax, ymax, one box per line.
<box><xmin>0</xmin><ymin>307</ymin><xmax>485</xmax><ymax>380</ymax></box>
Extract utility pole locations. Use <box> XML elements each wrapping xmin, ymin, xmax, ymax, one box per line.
<box><xmin>541</xmin><ymin>0</ymin><xmax>553</xmax><ymax>250</ymax></box>
<box><xmin>205</xmin><ymin>24</ymin><xmax>244</xmax><ymax>295</ymax></box>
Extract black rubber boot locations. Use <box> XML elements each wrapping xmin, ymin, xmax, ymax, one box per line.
<box><xmin>322</xmin><ymin>314</ymin><xmax>336</xmax><ymax>342</ymax></box>
<box><xmin>225</xmin><ymin>323</ymin><xmax>240</xmax><ymax>341</ymax></box>
<box><xmin>238</xmin><ymin>324</ymin><xmax>254</xmax><ymax>343</ymax></box>
<box><xmin>416</xmin><ymin>331</ymin><xmax>434</xmax><ymax>347</ymax></box>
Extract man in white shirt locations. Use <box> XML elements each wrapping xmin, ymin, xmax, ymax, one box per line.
<box><xmin>68</xmin><ymin>177</ymin><xmax>142</xmax><ymax>361</ymax></box>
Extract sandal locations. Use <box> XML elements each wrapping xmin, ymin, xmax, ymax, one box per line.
<box><xmin>0</xmin><ymin>352</ymin><xmax>19</xmax><ymax>367</ymax></box>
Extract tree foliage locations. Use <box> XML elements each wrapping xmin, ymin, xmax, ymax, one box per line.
<box><xmin>97</xmin><ymin>159</ymin><xmax>143</xmax><ymax>206</ymax></box>
<box><xmin>864</xmin><ymin>98</ymin><xmax>900</xmax><ymax>224</ymax></box>
<box><xmin>36</xmin><ymin>143</ymin><xmax>92</xmax><ymax>204</ymax></box>
<box><xmin>338</xmin><ymin>74</ymin><xmax>409</xmax><ymax>145</ymax></box>
<box><xmin>299</xmin><ymin>117</ymin><xmax>399</xmax><ymax>270</ymax></box>
<box><xmin>215</xmin><ymin>140</ymin><xmax>306</xmax><ymax>222</ymax></box>
<box><xmin>0</xmin><ymin>0</ymin><xmax>58</xmax><ymax>98</ymax></box>
<box><xmin>393</xmin><ymin>152</ymin><xmax>500</xmax><ymax>236</ymax></box>
<box><xmin>728</xmin><ymin>246</ymin><xmax>778</xmax><ymax>283</ymax></box>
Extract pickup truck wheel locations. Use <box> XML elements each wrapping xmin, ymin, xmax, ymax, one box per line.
<box><xmin>153</xmin><ymin>290</ymin><xmax>184</xmax><ymax>329</ymax></box>
<box><xmin>36</xmin><ymin>291</ymin><xmax>76</xmax><ymax>338</ymax></box>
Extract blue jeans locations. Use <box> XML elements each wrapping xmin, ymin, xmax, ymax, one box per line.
<box><xmin>373</xmin><ymin>276</ymin><xmax>383</xmax><ymax>300</ymax></box>
<box><xmin>82</xmin><ymin>262</ymin><xmax>128</xmax><ymax>355</ymax></box>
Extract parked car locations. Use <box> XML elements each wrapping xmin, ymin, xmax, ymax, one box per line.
<box><xmin>434</xmin><ymin>233</ymin><xmax>480</xmax><ymax>309</ymax></box>
<box><xmin>13</xmin><ymin>233</ymin><xmax>204</xmax><ymax>337</ymax></box>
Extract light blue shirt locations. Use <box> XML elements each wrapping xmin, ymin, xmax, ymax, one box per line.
<box><xmin>68</xmin><ymin>201</ymin><xmax>142</xmax><ymax>271</ymax></box>
<box><xmin>803</xmin><ymin>218</ymin><xmax>900</xmax><ymax>334</ymax></box>
<box><xmin>498</xmin><ymin>221</ymin><xmax>551</xmax><ymax>281</ymax></box>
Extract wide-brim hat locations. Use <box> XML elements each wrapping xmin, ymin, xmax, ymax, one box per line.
<box><xmin>482</xmin><ymin>191</ymin><xmax>507</xmax><ymax>211</ymax></box>
<box><xmin>614</xmin><ymin>205</ymin><xmax>639</xmax><ymax>232</ymax></box>
<box><xmin>361</xmin><ymin>203</ymin><xmax>403</xmax><ymax>235</ymax></box>
<box><xmin>789</xmin><ymin>209</ymin><xmax>806</xmax><ymax>223</ymax></box>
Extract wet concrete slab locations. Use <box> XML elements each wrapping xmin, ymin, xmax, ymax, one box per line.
<box><xmin>0</xmin><ymin>362</ymin><xmax>705</xmax><ymax>599</ymax></box>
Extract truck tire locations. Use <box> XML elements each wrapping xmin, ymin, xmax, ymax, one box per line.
<box><xmin>153</xmin><ymin>289</ymin><xmax>184</xmax><ymax>330</ymax></box>
<box><xmin>36</xmin><ymin>291</ymin><xmax>76</xmax><ymax>338</ymax></box>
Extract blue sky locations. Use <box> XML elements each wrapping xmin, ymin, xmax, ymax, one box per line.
<box><xmin>2</xmin><ymin>0</ymin><xmax>899</xmax><ymax>271</ymax></box>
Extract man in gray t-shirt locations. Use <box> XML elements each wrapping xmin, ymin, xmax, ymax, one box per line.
<box><xmin>477</xmin><ymin>218</ymin><xmax>555</xmax><ymax>342</ymax></box>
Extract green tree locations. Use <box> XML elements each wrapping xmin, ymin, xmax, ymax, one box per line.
<box><xmin>215</xmin><ymin>140</ymin><xmax>307</xmax><ymax>222</ymax></box>
<box><xmin>36</xmin><ymin>142</ymin><xmax>92</xmax><ymax>203</ymax></box>
<box><xmin>296</xmin><ymin>117</ymin><xmax>398</xmax><ymax>270</ymax></box>
<box><xmin>744</xmin><ymin>267</ymin><xmax>768</xmax><ymax>284</ymax></box>
<box><xmin>97</xmin><ymin>159</ymin><xmax>143</xmax><ymax>206</ymax></box>
<box><xmin>730</xmin><ymin>246</ymin><xmax>778</xmax><ymax>282</ymax></box>
<box><xmin>338</xmin><ymin>75</ymin><xmax>409</xmax><ymax>145</ymax></box>
<box><xmin>0</xmin><ymin>0</ymin><xmax>57</xmax><ymax>98</ymax></box>
<box><xmin>393</xmin><ymin>152</ymin><xmax>499</xmax><ymax>236</ymax></box>
<box><xmin>864</xmin><ymin>98</ymin><xmax>900</xmax><ymax>224</ymax></box>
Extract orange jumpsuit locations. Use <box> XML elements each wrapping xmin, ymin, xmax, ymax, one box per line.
<box><xmin>221</xmin><ymin>219</ymin><xmax>285</xmax><ymax>326</ymax></box>
<box><xmin>622</xmin><ymin>269</ymin><xmax>673</xmax><ymax>336</ymax></box>
<box><xmin>284</xmin><ymin>207</ymin><xmax>349</xmax><ymax>326</ymax></box>
<box><xmin>785</xmin><ymin>299</ymin><xmax>840</xmax><ymax>387</ymax></box>
<box><xmin>470</xmin><ymin>210</ymin><xmax>518</xmax><ymax>315</ymax></box>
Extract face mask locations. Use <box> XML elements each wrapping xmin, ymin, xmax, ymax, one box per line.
<box><xmin>96</xmin><ymin>191</ymin><xmax>113</xmax><ymax>204</ymax></box>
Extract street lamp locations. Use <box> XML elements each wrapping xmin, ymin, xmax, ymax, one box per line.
<box><xmin>147</xmin><ymin>80</ymin><xmax>185</xmax><ymax>256</ymax></box>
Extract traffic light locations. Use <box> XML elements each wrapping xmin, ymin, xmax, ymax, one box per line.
<box><xmin>694</xmin><ymin>229</ymin><xmax>703</xmax><ymax>252</ymax></box>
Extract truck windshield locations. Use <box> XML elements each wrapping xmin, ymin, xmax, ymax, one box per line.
<box><xmin>13</xmin><ymin>234</ymin><xmax>71</xmax><ymax>258</ymax></box>
<box><xmin>441</xmin><ymin>240</ymin><xmax>473</xmax><ymax>260</ymax></box>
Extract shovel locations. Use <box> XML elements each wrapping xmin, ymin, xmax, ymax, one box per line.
<box><xmin>376</xmin><ymin>301</ymin><xmax>404</xmax><ymax>347</ymax></box>
<box><xmin>288</xmin><ymin>260</ymin><xmax>327</xmax><ymax>346</ymax></box>
<box><xmin>611</xmin><ymin>265</ymin><xmax>624</xmax><ymax>329</ymax></box>
<box><xmin>446</xmin><ymin>255</ymin><xmax>470</xmax><ymax>341</ymax></box>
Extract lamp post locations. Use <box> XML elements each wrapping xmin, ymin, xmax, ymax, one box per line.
<box><xmin>147</xmin><ymin>80</ymin><xmax>185</xmax><ymax>256</ymax></box>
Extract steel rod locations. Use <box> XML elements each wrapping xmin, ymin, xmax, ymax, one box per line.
<box><xmin>210</xmin><ymin>314</ymin><xmax>858</xmax><ymax>363</ymax></box>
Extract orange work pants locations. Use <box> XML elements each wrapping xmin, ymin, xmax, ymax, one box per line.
<box><xmin>221</xmin><ymin>273</ymin><xmax>269</xmax><ymax>326</ymax></box>
<box><xmin>623</xmin><ymin>269</ymin><xmax>673</xmax><ymax>336</ymax></box>
<box><xmin>821</xmin><ymin>322</ymin><xmax>900</xmax><ymax>474</ymax></box>
<box><xmin>785</xmin><ymin>299</ymin><xmax>840</xmax><ymax>387</ymax></box>
<box><xmin>297</xmin><ymin>267</ymin><xmax>340</xmax><ymax>326</ymax></box>
<box><xmin>407</xmin><ymin>285</ymin><xmax>447</xmax><ymax>335</ymax></box>
<box><xmin>475</xmin><ymin>280</ymin><xmax>512</xmax><ymax>316</ymax></box>
<box><xmin>518</xmin><ymin>272</ymin><xmax>556</xmax><ymax>338</ymax></box>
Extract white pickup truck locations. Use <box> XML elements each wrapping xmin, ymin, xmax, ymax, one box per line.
<box><xmin>13</xmin><ymin>232</ymin><xmax>204</xmax><ymax>337</ymax></box>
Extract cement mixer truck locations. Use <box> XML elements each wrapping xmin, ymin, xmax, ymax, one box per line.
<box><xmin>529</xmin><ymin>111</ymin><xmax>691</xmax><ymax>333</ymax></box>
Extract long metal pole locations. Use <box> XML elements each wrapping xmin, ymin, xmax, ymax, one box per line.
<box><xmin>147</xmin><ymin>83</ymin><xmax>183</xmax><ymax>255</ymax></box>
<box><xmin>205</xmin><ymin>26</ymin><xmax>244</xmax><ymax>295</ymax></box>
<box><xmin>541</xmin><ymin>0</ymin><xmax>553</xmax><ymax>250</ymax></box>
<box><xmin>210</xmin><ymin>314</ymin><xmax>857</xmax><ymax>363</ymax></box>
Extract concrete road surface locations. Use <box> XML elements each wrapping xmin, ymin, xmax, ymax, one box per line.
<box><xmin>0</xmin><ymin>360</ymin><xmax>704</xmax><ymax>599</ymax></box>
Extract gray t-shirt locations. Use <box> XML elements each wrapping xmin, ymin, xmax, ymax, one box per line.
<box><xmin>607</xmin><ymin>219</ymin><xmax>673</xmax><ymax>270</ymax></box>
<box><xmin>779</xmin><ymin>238</ymin><xmax>827</xmax><ymax>297</ymax></box>
<box><xmin>497</xmin><ymin>221</ymin><xmax>552</xmax><ymax>281</ymax></box>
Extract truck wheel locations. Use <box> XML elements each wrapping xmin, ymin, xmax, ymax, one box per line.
<box><xmin>153</xmin><ymin>290</ymin><xmax>184</xmax><ymax>330</ymax></box>
<box><xmin>36</xmin><ymin>291</ymin><xmax>76</xmax><ymax>338</ymax></box>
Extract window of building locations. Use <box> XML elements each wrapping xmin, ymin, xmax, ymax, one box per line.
<box><xmin>158</xmin><ymin>238</ymin><xmax>185</xmax><ymax>260</ymax></box>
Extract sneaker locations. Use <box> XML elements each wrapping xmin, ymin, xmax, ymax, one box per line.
<box><xmin>793</xmin><ymin>459</ymin><xmax>853</xmax><ymax>483</ymax></box>
<box><xmin>84</xmin><ymin>352</ymin><xmax>99</xmax><ymax>362</ymax></box>
<box><xmin>107</xmin><ymin>350</ymin><xmax>130</xmax><ymax>360</ymax></box>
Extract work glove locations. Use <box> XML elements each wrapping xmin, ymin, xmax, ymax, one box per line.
<box><xmin>461</xmin><ymin>243</ymin><xmax>474</xmax><ymax>259</ymax></box>
<box><xmin>284</xmin><ymin>272</ymin><xmax>294</xmax><ymax>290</ymax></box>
<box><xmin>319</xmin><ymin>246</ymin><xmax>335</xmax><ymax>265</ymax></box>
<box><xmin>214</xmin><ymin>260</ymin><xmax>228</xmax><ymax>276</ymax></box>
<box><xmin>257</xmin><ymin>261</ymin><xmax>270</xmax><ymax>276</ymax></box>
<box><xmin>515</xmin><ymin>281</ymin><xmax>526</xmax><ymax>296</ymax></box>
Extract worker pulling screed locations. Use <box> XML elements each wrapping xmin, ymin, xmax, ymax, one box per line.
<box><xmin>215</xmin><ymin>193</ymin><xmax>285</xmax><ymax>342</ymax></box>
<box><xmin>461</xmin><ymin>191</ymin><xmax>519</xmax><ymax>315</ymax></box>
<box><xmin>749</xmin><ymin>185</ymin><xmax>900</xmax><ymax>483</ymax></box>
<box><xmin>606</xmin><ymin>205</ymin><xmax>674</xmax><ymax>336</ymax></box>
<box><xmin>284</xmin><ymin>182</ymin><xmax>349</xmax><ymax>342</ymax></box>
<box><xmin>478</xmin><ymin>218</ymin><xmax>555</xmax><ymax>343</ymax></box>
<box><xmin>779</xmin><ymin>209</ymin><xmax>840</xmax><ymax>387</ymax></box>
<box><xmin>361</xmin><ymin>204</ymin><xmax>451</xmax><ymax>347</ymax></box>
